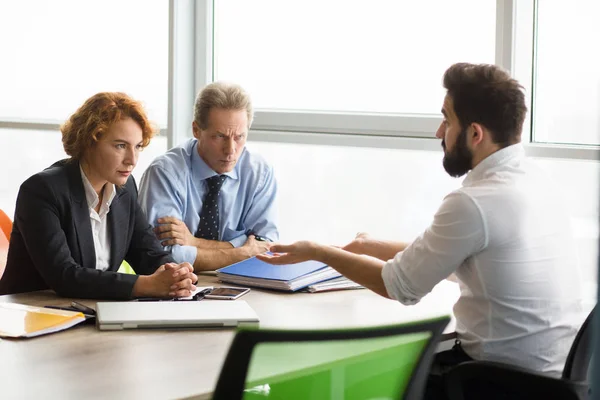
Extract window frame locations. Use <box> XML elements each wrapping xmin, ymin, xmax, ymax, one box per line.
<box><xmin>209</xmin><ymin>0</ymin><xmax>599</xmax><ymax>161</ymax></box>
<box><xmin>0</xmin><ymin>0</ymin><xmax>597</xmax><ymax>161</ymax></box>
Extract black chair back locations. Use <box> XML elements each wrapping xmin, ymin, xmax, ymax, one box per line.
<box><xmin>563</xmin><ymin>306</ymin><xmax>596</xmax><ymax>381</ymax></box>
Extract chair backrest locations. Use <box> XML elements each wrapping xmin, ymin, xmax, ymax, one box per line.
<box><xmin>212</xmin><ymin>315</ymin><xmax>450</xmax><ymax>400</ymax></box>
<box><xmin>0</xmin><ymin>209</ymin><xmax>12</xmax><ymax>241</ymax></box>
<box><xmin>562</xmin><ymin>306</ymin><xmax>596</xmax><ymax>381</ymax></box>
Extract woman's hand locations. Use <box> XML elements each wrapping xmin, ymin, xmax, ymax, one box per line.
<box><xmin>132</xmin><ymin>262</ymin><xmax>197</xmax><ymax>298</ymax></box>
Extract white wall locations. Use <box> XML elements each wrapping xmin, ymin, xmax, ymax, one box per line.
<box><xmin>246</xmin><ymin>141</ymin><xmax>459</xmax><ymax>244</ymax></box>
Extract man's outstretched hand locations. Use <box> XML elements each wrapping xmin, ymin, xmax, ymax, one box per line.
<box><xmin>255</xmin><ymin>241</ymin><xmax>320</xmax><ymax>265</ymax></box>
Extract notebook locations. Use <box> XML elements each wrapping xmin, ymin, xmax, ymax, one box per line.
<box><xmin>216</xmin><ymin>255</ymin><xmax>341</xmax><ymax>291</ymax></box>
<box><xmin>95</xmin><ymin>300</ymin><xmax>259</xmax><ymax>331</ymax></box>
<box><xmin>0</xmin><ymin>303</ymin><xmax>86</xmax><ymax>338</ymax></box>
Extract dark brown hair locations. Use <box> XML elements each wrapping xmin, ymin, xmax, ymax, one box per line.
<box><xmin>443</xmin><ymin>63</ymin><xmax>527</xmax><ymax>147</ymax></box>
<box><xmin>61</xmin><ymin>92</ymin><xmax>155</xmax><ymax>160</ymax></box>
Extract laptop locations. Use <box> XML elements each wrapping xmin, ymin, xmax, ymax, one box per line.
<box><xmin>95</xmin><ymin>300</ymin><xmax>259</xmax><ymax>331</ymax></box>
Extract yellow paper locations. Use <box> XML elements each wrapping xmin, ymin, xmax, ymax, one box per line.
<box><xmin>0</xmin><ymin>303</ymin><xmax>86</xmax><ymax>338</ymax></box>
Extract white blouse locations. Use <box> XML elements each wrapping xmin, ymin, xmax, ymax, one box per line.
<box><xmin>80</xmin><ymin>167</ymin><xmax>116</xmax><ymax>272</ymax></box>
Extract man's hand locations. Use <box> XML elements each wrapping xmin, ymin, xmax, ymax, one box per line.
<box><xmin>242</xmin><ymin>235</ymin><xmax>272</xmax><ymax>257</ymax></box>
<box><xmin>133</xmin><ymin>262</ymin><xmax>198</xmax><ymax>298</ymax></box>
<box><xmin>155</xmin><ymin>217</ymin><xmax>196</xmax><ymax>247</ymax></box>
<box><xmin>256</xmin><ymin>241</ymin><xmax>319</xmax><ymax>265</ymax></box>
<box><xmin>342</xmin><ymin>232</ymin><xmax>371</xmax><ymax>254</ymax></box>
<box><xmin>165</xmin><ymin>262</ymin><xmax>198</xmax><ymax>282</ymax></box>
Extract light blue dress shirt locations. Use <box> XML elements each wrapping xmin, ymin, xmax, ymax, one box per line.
<box><xmin>138</xmin><ymin>138</ymin><xmax>279</xmax><ymax>265</ymax></box>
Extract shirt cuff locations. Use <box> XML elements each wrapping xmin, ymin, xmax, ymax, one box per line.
<box><xmin>170</xmin><ymin>244</ymin><xmax>197</xmax><ymax>265</ymax></box>
<box><xmin>229</xmin><ymin>234</ymin><xmax>248</xmax><ymax>248</ymax></box>
<box><xmin>382</xmin><ymin>253</ymin><xmax>421</xmax><ymax>306</ymax></box>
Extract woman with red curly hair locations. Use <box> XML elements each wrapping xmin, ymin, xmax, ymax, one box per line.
<box><xmin>0</xmin><ymin>92</ymin><xmax>197</xmax><ymax>299</ymax></box>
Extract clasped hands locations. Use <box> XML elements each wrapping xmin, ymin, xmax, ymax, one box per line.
<box><xmin>134</xmin><ymin>262</ymin><xmax>198</xmax><ymax>298</ymax></box>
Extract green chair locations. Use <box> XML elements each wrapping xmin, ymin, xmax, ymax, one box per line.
<box><xmin>212</xmin><ymin>315</ymin><xmax>450</xmax><ymax>400</ymax></box>
<box><xmin>117</xmin><ymin>260</ymin><xmax>135</xmax><ymax>275</ymax></box>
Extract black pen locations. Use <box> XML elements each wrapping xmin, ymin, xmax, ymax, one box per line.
<box><xmin>249</xmin><ymin>232</ymin><xmax>269</xmax><ymax>242</ymax></box>
<box><xmin>174</xmin><ymin>288</ymin><xmax>213</xmax><ymax>301</ymax></box>
<box><xmin>193</xmin><ymin>288</ymin><xmax>213</xmax><ymax>300</ymax></box>
<box><xmin>71</xmin><ymin>301</ymin><xmax>96</xmax><ymax>315</ymax></box>
<box><xmin>245</xmin><ymin>230</ymin><xmax>269</xmax><ymax>242</ymax></box>
<box><xmin>44</xmin><ymin>305</ymin><xmax>80</xmax><ymax>313</ymax></box>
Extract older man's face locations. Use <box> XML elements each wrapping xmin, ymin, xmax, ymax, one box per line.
<box><xmin>193</xmin><ymin>108</ymin><xmax>248</xmax><ymax>174</ymax></box>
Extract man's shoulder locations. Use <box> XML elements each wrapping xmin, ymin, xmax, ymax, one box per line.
<box><xmin>454</xmin><ymin>165</ymin><xmax>558</xmax><ymax>225</ymax></box>
<box><xmin>440</xmin><ymin>188</ymin><xmax>485</xmax><ymax>219</ymax></box>
<box><xmin>464</xmin><ymin>160</ymin><xmax>554</xmax><ymax>204</ymax></box>
<box><xmin>146</xmin><ymin>138</ymin><xmax>195</xmax><ymax>177</ymax></box>
<box><xmin>237</xmin><ymin>147</ymin><xmax>274</xmax><ymax>178</ymax></box>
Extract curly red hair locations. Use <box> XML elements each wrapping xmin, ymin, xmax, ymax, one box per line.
<box><xmin>61</xmin><ymin>92</ymin><xmax>156</xmax><ymax>160</ymax></box>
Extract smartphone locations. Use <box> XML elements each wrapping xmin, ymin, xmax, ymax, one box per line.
<box><xmin>204</xmin><ymin>287</ymin><xmax>250</xmax><ymax>300</ymax></box>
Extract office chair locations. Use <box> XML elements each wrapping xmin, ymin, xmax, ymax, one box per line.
<box><xmin>212</xmin><ymin>315</ymin><xmax>450</xmax><ymax>400</ymax></box>
<box><xmin>0</xmin><ymin>209</ymin><xmax>12</xmax><ymax>241</ymax></box>
<box><xmin>445</xmin><ymin>306</ymin><xmax>595</xmax><ymax>400</ymax></box>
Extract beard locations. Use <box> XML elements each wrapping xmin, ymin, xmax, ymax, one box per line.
<box><xmin>442</xmin><ymin>128</ymin><xmax>473</xmax><ymax>178</ymax></box>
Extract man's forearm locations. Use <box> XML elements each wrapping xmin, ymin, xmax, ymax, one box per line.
<box><xmin>192</xmin><ymin>237</ymin><xmax>234</xmax><ymax>250</ymax></box>
<box><xmin>358</xmin><ymin>240</ymin><xmax>409</xmax><ymax>261</ymax></box>
<box><xmin>193</xmin><ymin>247</ymin><xmax>253</xmax><ymax>271</ymax></box>
<box><xmin>314</xmin><ymin>245</ymin><xmax>390</xmax><ymax>298</ymax></box>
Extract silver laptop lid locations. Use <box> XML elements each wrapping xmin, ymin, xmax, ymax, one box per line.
<box><xmin>96</xmin><ymin>300</ymin><xmax>259</xmax><ymax>331</ymax></box>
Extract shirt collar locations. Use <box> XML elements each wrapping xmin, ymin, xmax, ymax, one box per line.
<box><xmin>190</xmin><ymin>138</ymin><xmax>241</xmax><ymax>181</ymax></box>
<box><xmin>462</xmin><ymin>143</ymin><xmax>526</xmax><ymax>186</ymax></box>
<box><xmin>79</xmin><ymin>166</ymin><xmax>116</xmax><ymax>211</ymax></box>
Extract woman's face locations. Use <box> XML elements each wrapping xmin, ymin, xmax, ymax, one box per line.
<box><xmin>81</xmin><ymin>117</ymin><xmax>144</xmax><ymax>193</ymax></box>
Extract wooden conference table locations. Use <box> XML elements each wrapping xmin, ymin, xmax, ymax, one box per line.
<box><xmin>0</xmin><ymin>276</ymin><xmax>459</xmax><ymax>400</ymax></box>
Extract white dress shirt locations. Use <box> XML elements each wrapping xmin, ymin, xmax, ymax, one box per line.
<box><xmin>80</xmin><ymin>167</ymin><xmax>116</xmax><ymax>271</ymax></box>
<box><xmin>382</xmin><ymin>144</ymin><xmax>587</xmax><ymax>376</ymax></box>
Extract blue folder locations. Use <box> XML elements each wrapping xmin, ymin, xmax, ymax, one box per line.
<box><xmin>216</xmin><ymin>255</ymin><xmax>341</xmax><ymax>291</ymax></box>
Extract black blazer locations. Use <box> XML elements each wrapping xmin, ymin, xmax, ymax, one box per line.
<box><xmin>0</xmin><ymin>160</ymin><xmax>174</xmax><ymax>299</ymax></box>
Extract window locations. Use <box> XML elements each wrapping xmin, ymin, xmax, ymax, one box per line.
<box><xmin>0</xmin><ymin>0</ymin><xmax>169</xmax><ymax>217</ymax></box>
<box><xmin>214</xmin><ymin>1</ymin><xmax>599</xmax><ymax>151</ymax></box>
<box><xmin>0</xmin><ymin>128</ymin><xmax>166</xmax><ymax>218</ymax></box>
<box><xmin>0</xmin><ymin>0</ymin><xmax>168</xmax><ymax>126</ymax></box>
<box><xmin>532</xmin><ymin>0</ymin><xmax>600</xmax><ymax>146</ymax></box>
<box><xmin>214</xmin><ymin>0</ymin><xmax>495</xmax><ymax>126</ymax></box>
